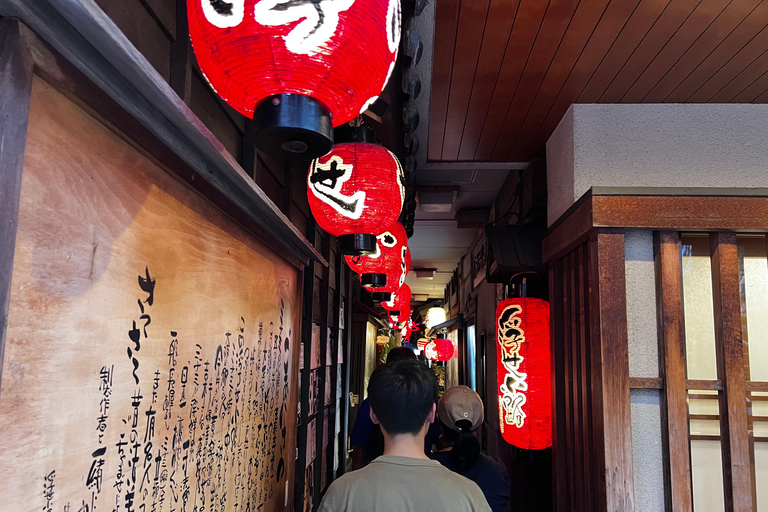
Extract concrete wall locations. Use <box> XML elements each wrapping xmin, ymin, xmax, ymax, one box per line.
<box><xmin>546</xmin><ymin>104</ymin><xmax>768</xmax><ymax>225</ymax></box>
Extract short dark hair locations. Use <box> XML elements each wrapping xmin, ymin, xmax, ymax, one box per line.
<box><xmin>368</xmin><ymin>359</ymin><xmax>437</xmax><ymax>435</ymax></box>
<box><xmin>386</xmin><ymin>346</ymin><xmax>416</xmax><ymax>364</ymax></box>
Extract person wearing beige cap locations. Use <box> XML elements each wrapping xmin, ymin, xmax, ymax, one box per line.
<box><xmin>432</xmin><ymin>386</ymin><xmax>510</xmax><ymax>512</ymax></box>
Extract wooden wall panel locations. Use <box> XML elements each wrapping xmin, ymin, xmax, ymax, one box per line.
<box><xmin>0</xmin><ymin>77</ymin><xmax>300</xmax><ymax>511</ymax></box>
<box><xmin>94</xmin><ymin>0</ymin><xmax>172</xmax><ymax>81</ymax></box>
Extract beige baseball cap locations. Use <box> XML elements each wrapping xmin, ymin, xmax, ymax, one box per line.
<box><xmin>437</xmin><ymin>385</ymin><xmax>484</xmax><ymax>432</ymax></box>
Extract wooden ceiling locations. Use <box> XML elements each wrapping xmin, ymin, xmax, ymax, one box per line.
<box><xmin>429</xmin><ymin>0</ymin><xmax>768</xmax><ymax>163</ymax></box>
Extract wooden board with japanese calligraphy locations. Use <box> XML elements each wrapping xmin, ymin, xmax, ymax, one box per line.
<box><xmin>0</xmin><ymin>77</ymin><xmax>301</xmax><ymax>512</ymax></box>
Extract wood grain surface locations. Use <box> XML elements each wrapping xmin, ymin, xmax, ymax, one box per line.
<box><xmin>0</xmin><ymin>77</ymin><xmax>300</xmax><ymax>511</ymax></box>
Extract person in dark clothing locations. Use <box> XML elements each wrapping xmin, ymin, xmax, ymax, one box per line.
<box><xmin>431</xmin><ymin>385</ymin><xmax>511</xmax><ymax>512</ymax></box>
<box><xmin>350</xmin><ymin>347</ymin><xmax>441</xmax><ymax>470</ymax></box>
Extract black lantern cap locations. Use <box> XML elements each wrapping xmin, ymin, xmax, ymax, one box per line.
<box><xmin>252</xmin><ymin>94</ymin><xmax>333</xmax><ymax>161</ymax></box>
<box><xmin>389</xmin><ymin>309</ymin><xmax>401</xmax><ymax>317</ymax></box>
<box><xmin>371</xmin><ymin>291</ymin><xmax>392</xmax><ymax>302</ymax></box>
<box><xmin>339</xmin><ymin>234</ymin><xmax>376</xmax><ymax>256</ymax></box>
<box><xmin>361</xmin><ymin>273</ymin><xmax>387</xmax><ymax>288</ymax></box>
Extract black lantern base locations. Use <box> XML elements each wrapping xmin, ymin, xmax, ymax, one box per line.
<box><xmin>371</xmin><ymin>291</ymin><xmax>392</xmax><ymax>302</ymax></box>
<box><xmin>252</xmin><ymin>94</ymin><xmax>333</xmax><ymax>161</ymax></box>
<box><xmin>361</xmin><ymin>273</ymin><xmax>387</xmax><ymax>288</ymax></box>
<box><xmin>388</xmin><ymin>309</ymin><xmax>401</xmax><ymax>317</ymax></box>
<box><xmin>339</xmin><ymin>234</ymin><xmax>376</xmax><ymax>256</ymax></box>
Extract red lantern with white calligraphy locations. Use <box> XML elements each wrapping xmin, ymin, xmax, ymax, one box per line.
<box><xmin>382</xmin><ymin>284</ymin><xmax>411</xmax><ymax>316</ymax></box>
<box><xmin>370</xmin><ymin>246</ymin><xmax>409</xmax><ymax>302</ymax></box>
<box><xmin>308</xmin><ymin>143</ymin><xmax>404</xmax><ymax>255</ymax></box>
<box><xmin>188</xmin><ymin>0</ymin><xmax>400</xmax><ymax>160</ymax></box>
<box><xmin>426</xmin><ymin>335</ymin><xmax>453</xmax><ymax>362</ymax></box>
<box><xmin>495</xmin><ymin>298</ymin><xmax>551</xmax><ymax>450</ymax></box>
<box><xmin>345</xmin><ymin>223</ymin><xmax>407</xmax><ymax>287</ymax></box>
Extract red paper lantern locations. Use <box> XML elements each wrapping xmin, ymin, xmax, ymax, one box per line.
<box><xmin>308</xmin><ymin>143</ymin><xmax>404</xmax><ymax>255</ymax></box>
<box><xmin>345</xmin><ymin>223</ymin><xmax>407</xmax><ymax>287</ymax></box>
<box><xmin>369</xmin><ymin>246</ymin><xmax>409</xmax><ymax>302</ymax></box>
<box><xmin>188</xmin><ymin>0</ymin><xmax>400</xmax><ymax>159</ymax></box>
<box><xmin>382</xmin><ymin>284</ymin><xmax>411</xmax><ymax>315</ymax></box>
<box><xmin>426</xmin><ymin>335</ymin><xmax>453</xmax><ymax>362</ymax></box>
<box><xmin>389</xmin><ymin>306</ymin><xmax>410</xmax><ymax>329</ymax></box>
<box><xmin>495</xmin><ymin>298</ymin><xmax>551</xmax><ymax>450</ymax></box>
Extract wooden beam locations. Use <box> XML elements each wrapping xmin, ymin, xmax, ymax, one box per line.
<box><xmin>654</xmin><ymin>231</ymin><xmax>693</xmax><ymax>512</ymax></box>
<box><xmin>710</xmin><ymin>232</ymin><xmax>752</xmax><ymax>512</ymax></box>
<box><xmin>544</xmin><ymin>192</ymin><xmax>768</xmax><ymax>263</ymax></box>
<box><xmin>0</xmin><ymin>19</ymin><xmax>34</xmax><ymax>402</ymax></box>
<box><xmin>588</xmin><ymin>232</ymin><xmax>634</xmax><ymax>512</ymax></box>
<box><xmin>628</xmin><ymin>377</ymin><xmax>664</xmax><ymax>389</ymax></box>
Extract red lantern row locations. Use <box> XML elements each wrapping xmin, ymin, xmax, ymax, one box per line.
<box><xmin>308</xmin><ymin>143</ymin><xmax>404</xmax><ymax>255</ymax></box>
<box><xmin>495</xmin><ymin>298</ymin><xmax>551</xmax><ymax>450</ymax></box>
<box><xmin>345</xmin><ymin>223</ymin><xmax>408</xmax><ymax>288</ymax></box>
<box><xmin>188</xmin><ymin>0</ymin><xmax>401</xmax><ymax>159</ymax></box>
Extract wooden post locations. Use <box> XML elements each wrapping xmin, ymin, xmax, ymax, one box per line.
<box><xmin>710</xmin><ymin>232</ymin><xmax>752</xmax><ymax>512</ymax></box>
<box><xmin>654</xmin><ymin>231</ymin><xmax>693</xmax><ymax>512</ymax></box>
<box><xmin>588</xmin><ymin>231</ymin><xmax>634</xmax><ymax>512</ymax></box>
<box><xmin>0</xmin><ymin>19</ymin><xmax>34</xmax><ymax>401</ymax></box>
<box><xmin>549</xmin><ymin>258</ymin><xmax>568</xmax><ymax>511</ymax></box>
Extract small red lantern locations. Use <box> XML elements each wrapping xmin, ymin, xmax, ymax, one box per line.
<box><xmin>495</xmin><ymin>298</ymin><xmax>551</xmax><ymax>450</ymax></box>
<box><xmin>369</xmin><ymin>246</ymin><xmax>409</xmax><ymax>302</ymax></box>
<box><xmin>426</xmin><ymin>335</ymin><xmax>453</xmax><ymax>362</ymax></box>
<box><xmin>188</xmin><ymin>0</ymin><xmax>401</xmax><ymax>159</ymax></box>
<box><xmin>382</xmin><ymin>284</ymin><xmax>411</xmax><ymax>316</ymax></box>
<box><xmin>345</xmin><ymin>223</ymin><xmax>407</xmax><ymax>287</ymax></box>
<box><xmin>308</xmin><ymin>143</ymin><xmax>404</xmax><ymax>255</ymax></box>
<box><xmin>389</xmin><ymin>306</ymin><xmax>410</xmax><ymax>329</ymax></box>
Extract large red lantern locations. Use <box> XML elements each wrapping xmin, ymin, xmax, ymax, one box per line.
<box><xmin>188</xmin><ymin>0</ymin><xmax>400</xmax><ymax>159</ymax></box>
<box><xmin>345</xmin><ymin>223</ymin><xmax>407</xmax><ymax>287</ymax></box>
<box><xmin>308</xmin><ymin>143</ymin><xmax>404</xmax><ymax>255</ymax></box>
<box><xmin>495</xmin><ymin>298</ymin><xmax>551</xmax><ymax>450</ymax></box>
<box><xmin>383</xmin><ymin>284</ymin><xmax>411</xmax><ymax>316</ymax></box>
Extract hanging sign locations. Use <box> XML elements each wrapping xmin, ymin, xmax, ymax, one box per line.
<box><xmin>496</xmin><ymin>297</ymin><xmax>551</xmax><ymax>450</ymax></box>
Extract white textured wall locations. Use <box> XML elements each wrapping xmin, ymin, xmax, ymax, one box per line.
<box><xmin>631</xmin><ymin>389</ymin><xmax>666</xmax><ymax>512</ymax></box>
<box><xmin>625</xmin><ymin>231</ymin><xmax>659</xmax><ymax>378</ymax></box>
<box><xmin>546</xmin><ymin>103</ymin><xmax>768</xmax><ymax>225</ymax></box>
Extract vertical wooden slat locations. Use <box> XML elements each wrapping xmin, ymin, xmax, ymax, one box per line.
<box><xmin>569</xmin><ymin>251</ymin><xmax>585</xmax><ymax>510</ymax></box>
<box><xmin>589</xmin><ymin>231</ymin><xmax>634</xmax><ymax>512</ymax></box>
<box><xmin>315</xmin><ymin>246</ymin><xmax>330</xmax><ymax>506</ymax></box>
<box><xmin>294</xmin><ymin>220</ymin><xmax>317</xmax><ymax>512</ymax></box>
<box><xmin>654</xmin><ymin>231</ymin><xmax>693</xmax><ymax>512</ymax></box>
<box><xmin>562</xmin><ymin>253</ymin><xmax>576</xmax><ymax>511</ymax></box>
<box><xmin>0</xmin><ymin>19</ymin><xmax>34</xmax><ymax>401</ymax></box>
<box><xmin>577</xmin><ymin>244</ymin><xmax>593</xmax><ymax>512</ymax></box>
<box><xmin>710</xmin><ymin>232</ymin><xmax>752</xmax><ymax>512</ymax></box>
<box><xmin>549</xmin><ymin>259</ymin><xmax>568</xmax><ymax>512</ymax></box>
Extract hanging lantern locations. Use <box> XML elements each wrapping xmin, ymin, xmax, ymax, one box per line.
<box><xmin>369</xmin><ymin>246</ymin><xmax>409</xmax><ymax>302</ymax></box>
<box><xmin>308</xmin><ymin>143</ymin><xmax>404</xmax><ymax>255</ymax></box>
<box><xmin>188</xmin><ymin>0</ymin><xmax>401</xmax><ymax>160</ymax></box>
<box><xmin>345</xmin><ymin>223</ymin><xmax>407</xmax><ymax>288</ymax></box>
<box><xmin>495</xmin><ymin>297</ymin><xmax>551</xmax><ymax>450</ymax></box>
<box><xmin>425</xmin><ymin>334</ymin><xmax>453</xmax><ymax>362</ymax></box>
<box><xmin>389</xmin><ymin>306</ymin><xmax>410</xmax><ymax>329</ymax></box>
<box><xmin>382</xmin><ymin>284</ymin><xmax>412</xmax><ymax>316</ymax></box>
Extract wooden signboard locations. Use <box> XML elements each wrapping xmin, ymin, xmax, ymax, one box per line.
<box><xmin>0</xmin><ymin>78</ymin><xmax>300</xmax><ymax>511</ymax></box>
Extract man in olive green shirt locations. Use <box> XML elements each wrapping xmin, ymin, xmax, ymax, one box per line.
<box><xmin>319</xmin><ymin>359</ymin><xmax>491</xmax><ymax>512</ymax></box>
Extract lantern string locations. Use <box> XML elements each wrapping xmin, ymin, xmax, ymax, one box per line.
<box><xmin>506</xmin><ymin>271</ymin><xmax>541</xmax><ymax>299</ymax></box>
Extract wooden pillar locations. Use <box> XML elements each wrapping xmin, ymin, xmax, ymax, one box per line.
<box><xmin>654</xmin><ymin>231</ymin><xmax>693</xmax><ymax>512</ymax></box>
<box><xmin>0</xmin><ymin>19</ymin><xmax>34</xmax><ymax>401</ymax></box>
<box><xmin>710</xmin><ymin>232</ymin><xmax>752</xmax><ymax>512</ymax></box>
<box><xmin>588</xmin><ymin>231</ymin><xmax>634</xmax><ymax>512</ymax></box>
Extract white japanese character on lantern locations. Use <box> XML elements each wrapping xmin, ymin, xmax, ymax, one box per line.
<box><xmin>497</xmin><ymin>303</ymin><xmax>529</xmax><ymax>429</ymax></box>
<box><xmin>308</xmin><ymin>156</ymin><xmax>365</xmax><ymax>219</ymax></box>
<box><xmin>202</xmin><ymin>0</ymin><xmax>245</xmax><ymax>28</ymax></box>
<box><xmin>254</xmin><ymin>0</ymin><xmax>356</xmax><ymax>55</ymax></box>
<box><xmin>398</xmin><ymin>246</ymin><xmax>407</xmax><ymax>287</ymax></box>
<box><xmin>386</xmin><ymin>0</ymin><xmax>401</xmax><ymax>53</ymax></box>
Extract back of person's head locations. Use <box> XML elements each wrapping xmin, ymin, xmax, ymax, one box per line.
<box><xmin>438</xmin><ymin>386</ymin><xmax>484</xmax><ymax>470</ymax></box>
<box><xmin>386</xmin><ymin>346</ymin><xmax>417</xmax><ymax>364</ymax></box>
<box><xmin>368</xmin><ymin>358</ymin><xmax>437</xmax><ymax>435</ymax></box>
